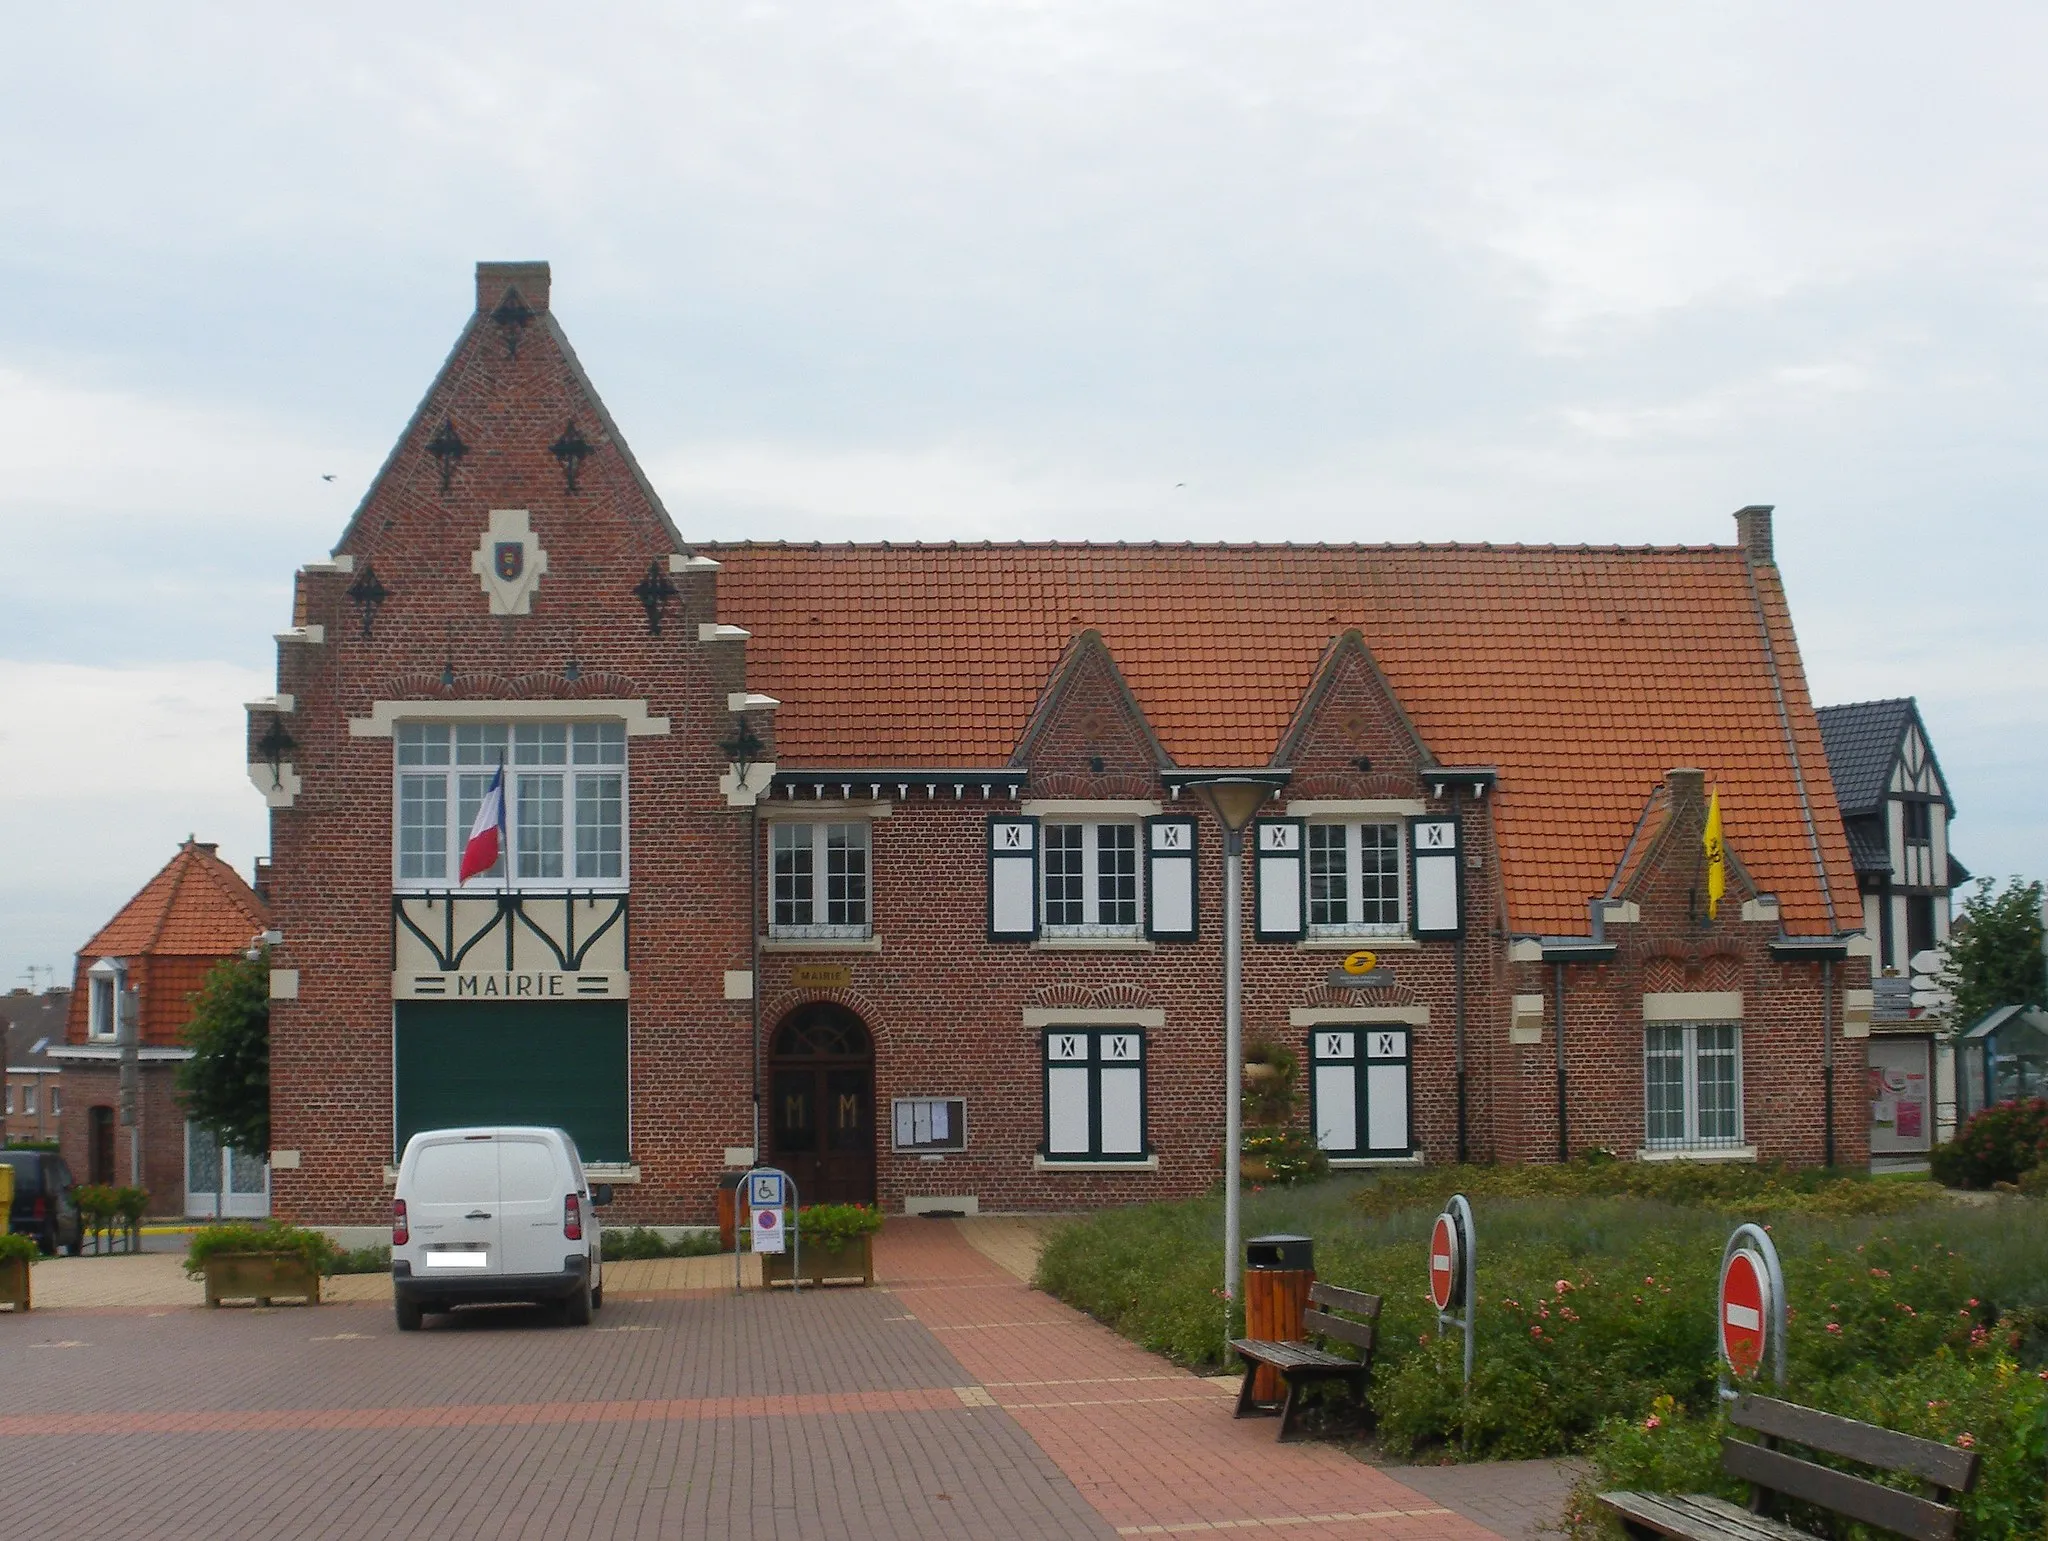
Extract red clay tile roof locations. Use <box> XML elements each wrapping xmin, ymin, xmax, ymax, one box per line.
<box><xmin>703</xmin><ymin>541</ymin><xmax>1857</xmax><ymax>937</ymax></box>
<box><xmin>79</xmin><ymin>840</ymin><xmax>270</xmax><ymax>960</ymax></box>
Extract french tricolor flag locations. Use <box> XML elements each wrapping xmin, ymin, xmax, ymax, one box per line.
<box><xmin>459</xmin><ymin>765</ymin><xmax>506</xmax><ymax>883</ymax></box>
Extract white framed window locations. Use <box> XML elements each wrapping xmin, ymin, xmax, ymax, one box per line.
<box><xmin>1645</xmin><ymin>1022</ymin><xmax>1743</xmax><ymax>1149</ymax></box>
<box><xmin>1042</xmin><ymin>1027</ymin><xmax>1148</xmax><ymax>1162</ymax></box>
<box><xmin>770</xmin><ymin>823</ymin><xmax>871</xmax><ymax>939</ymax></box>
<box><xmin>1042</xmin><ymin>822</ymin><xmax>1142</xmax><ymax>936</ymax></box>
<box><xmin>89</xmin><ymin>972</ymin><xmax>118</xmax><ymax>1040</ymax></box>
<box><xmin>1309</xmin><ymin>1027</ymin><xmax>1412</xmax><ymax>1156</ymax></box>
<box><xmin>393</xmin><ymin>720</ymin><xmax>627</xmax><ymax>891</ymax></box>
<box><xmin>48</xmin><ymin>1085</ymin><xmax>58</xmax><ymax>1116</ymax></box>
<box><xmin>19</xmin><ymin>1084</ymin><xmax>34</xmax><ymax>1116</ymax></box>
<box><xmin>1306</xmin><ymin>821</ymin><xmax>1404</xmax><ymax>935</ymax></box>
<box><xmin>3</xmin><ymin>1085</ymin><xmax>11</xmax><ymax>1115</ymax></box>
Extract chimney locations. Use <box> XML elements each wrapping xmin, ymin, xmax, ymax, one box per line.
<box><xmin>252</xmin><ymin>857</ymin><xmax>272</xmax><ymax>906</ymax></box>
<box><xmin>476</xmin><ymin>260</ymin><xmax>551</xmax><ymax>314</ymax></box>
<box><xmin>1733</xmin><ymin>504</ymin><xmax>1774</xmax><ymax>565</ymax></box>
<box><xmin>1667</xmin><ymin>767</ymin><xmax>1706</xmax><ymax>816</ymax></box>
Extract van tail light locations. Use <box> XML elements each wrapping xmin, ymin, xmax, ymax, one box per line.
<box><xmin>392</xmin><ymin>1199</ymin><xmax>409</xmax><ymax>1246</ymax></box>
<box><xmin>30</xmin><ymin>1196</ymin><xmax>47</xmax><ymax>1221</ymax></box>
<box><xmin>563</xmin><ymin>1193</ymin><xmax>583</xmax><ymax>1242</ymax></box>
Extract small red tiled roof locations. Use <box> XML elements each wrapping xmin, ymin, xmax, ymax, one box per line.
<box><xmin>703</xmin><ymin>541</ymin><xmax>1857</xmax><ymax>937</ymax></box>
<box><xmin>79</xmin><ymin>840</ymin><xmax>270</xmax><ymax>960</ymax></box>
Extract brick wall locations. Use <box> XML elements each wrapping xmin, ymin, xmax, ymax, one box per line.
<box><xmin>56</xmin><ymin>1062</ymin><xmax>188</xmax><ymax>1212</ymax></box>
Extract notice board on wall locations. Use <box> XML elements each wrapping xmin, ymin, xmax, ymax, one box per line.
<box><xmin>892</xmin><ymin>1098</ymin><xmax>968</xmax><ymax>1153</ymax></box>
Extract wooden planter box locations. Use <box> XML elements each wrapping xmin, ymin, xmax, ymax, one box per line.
<box><xmin>0</xmin><ymin>1256</ymin><xmax>30</xmax><ymax>1312</ymax></box>
<box><xmin>761</xmin><ymin>1235</ymin><xmax>874</xmax><ymax>1287</ymax></box>
<box><xmin>203</xmin><ymin>1252</ymin><xmax>321</xmax><ymax>1308</ymax></box>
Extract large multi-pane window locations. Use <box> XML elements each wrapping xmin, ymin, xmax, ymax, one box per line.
<box><xmin>771</xmin><ymin>823</ymin><xmax>871</xmax><ymax>938</ymax></box>
<box><xmin>1043</xmin><ymin>822</ymin><xmax>1141</xmax><ymax>934</ymax></box>
<box><xmin>1645</xmin><ymin>1023</ymin><xmax>1742</xmax><ymax>1149</ymax></box>
<box><xmin>1306</xmin><ymin>822</ymin><xmax>1403</xmax><ymax>933</ymax></box>
<box><xmin>394</xmin><ymin>721</ymin><xmax>627</xmax><ymax>889</ymax></box>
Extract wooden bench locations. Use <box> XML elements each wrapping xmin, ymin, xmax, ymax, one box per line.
<box><xmin>1599</xmin><ymin>1392</ymin><xmax>1981</xmax><ymax>1541</ymax></box>
<box><xmin>1227</xmin><ymin>1281</ymin><xmax>1381</xmax><ymax>1441</ymax></box>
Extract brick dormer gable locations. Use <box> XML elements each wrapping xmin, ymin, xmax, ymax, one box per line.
<box><xmin>1273</xmin><ymin>630</ymin><xmax>1434</xmax><ymax>800</ymax></box>
<box><xmin>1010</xmin><ymin>630</ymin><xmax>1171</xmax><ymax>799</ymax></box>
<box><xmin>1604</xmin><ymin>769</ymin><xmax>1763</xmax><ymax>927</ymax></box>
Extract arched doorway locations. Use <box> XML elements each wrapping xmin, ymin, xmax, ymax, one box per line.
<box><xmin>767</xmin><ymin>1003</ymin><xmax>876</xmax><ymax>1205</ymax></box>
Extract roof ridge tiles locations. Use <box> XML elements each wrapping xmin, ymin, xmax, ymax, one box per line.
<box><xmin>693</xmin><ymin>538</ymin><xmax>1744</xmax><ymax>555</ymax></box>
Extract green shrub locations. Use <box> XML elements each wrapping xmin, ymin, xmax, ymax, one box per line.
<box><xmin>1352</xmin><ymin>1159</ymin><xmax>1939</xmax><ymax>1220</ymax></box>
<box><xmin>325</xmin><ymin>1242</ymin><xmax>392</xmax><ymax>1275</ymax></box>
<box><xmin>0</xmin><ymin>1232</ymin><xmax>41</xmax><ymax>1264</ymax></box>
<box><xmin>2019</xmin><ymin>1164</ymin><xmax>2048</xmax><ymax>1197</ymax></box>
<box><xmin>797</xmin><ymin>1203</ymin><xmax>884</xmax><ymax>1251</ymax></box>
<box><xmin>1932</xmin><ymin>1099</ymin><xmax>2048</xmax><ymax>1189</ymax></box>
<box><xmin>3</xmin><ymin>1140</ymin><xmax>59</xmax><ymax>1153</ymax></box>
<box><xmin>600</xmin><ymin>1225</ymin><xmax>723</xmax><ymax>1261</ymax></box>
<box><xmin>184</xmin><ymin>1222</ymin><xmax>332</xmax><ymax>1278</ymax></box>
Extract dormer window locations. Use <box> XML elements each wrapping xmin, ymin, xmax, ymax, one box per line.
<box><xmin>88</xmin><ymin>959</ymin><xmax>122</xmax><ymax>1040</ymax></box>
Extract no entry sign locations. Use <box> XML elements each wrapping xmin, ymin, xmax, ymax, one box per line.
<box><xmin>1428</xmin><ymin>1213</ymin><xmax>1460</xmax><ymax>1311</ymax></box>
<box><xmin>1719</xmin><ymin>1247</ymin><xmax>1769</xmax><ymax>1378</ymax></box>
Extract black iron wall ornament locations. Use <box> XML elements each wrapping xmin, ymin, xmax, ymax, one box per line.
<box><xmin>549</xmin><ymin>420</ymin><xmax>594</xmax><ymax>493</ymax></box>
<box><xmin>491</xmin><ymin>288</ymin><xmax>534</xmax><ymax>358</ymax></box>
<box><xmin>632</xmin><ymin>559</ymin><xmax>678</xmax><ymax>636</ymax></box>
<box><xmin>719</xmin><ymin>714</ymin><xmax>765</xmax><ymax>783</ymax></box>
<box><xmin>346</xmin><ymin>563</ymin><xmax>390</xmax><ymax>638</ymax></box>
<box><xmin>426</xmin><ymin>418</ymin><xmax>468</xmax><ymax>494</ymax></box>
<box><xmin>254</xmin><ymin>715</ymin><xmax>297</xmax><ymax>790</ymax></box>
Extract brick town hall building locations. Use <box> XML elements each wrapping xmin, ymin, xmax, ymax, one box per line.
<box><xmin>252</xmin><ymin>262</ymin><xmax>1876</xmax><ymax>1226</ymax></box>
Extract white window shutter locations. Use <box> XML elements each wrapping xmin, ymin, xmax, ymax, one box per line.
<box><xmin>1098</xmin><ymin>1030</ymin><xmax>1145</xmax><ymax>1155</ymax></box>
<box><xmin>1409</xmin><ymin>816</ymin><xmax>1461</xmax><ymax>937</ymax></box>
<box><xmin>1365</xmin><ymin>1028</ymin><xmax>1411</xmax><ymax>1154</ymax></box>
<box><xmin>1312</xmin><ymin>1031</ymin><xmax>1358</xmax><ymax>1154</ymax></box>
<box><xmin>1254</xmin><ymin>818</ymin><xmax>1306</xmax><ymax>941</ymax></box>
<box><xmin>988</xmin><ymin>815</ymin><xmax>1040</xmax><ymax>940</ymax></box>
<box><xmin>1145</xmin><ymin>816</ymin><xmax>1197</xmax><ymax>940</ymax></box>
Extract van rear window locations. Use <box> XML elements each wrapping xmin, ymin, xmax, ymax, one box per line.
<box><xmin>498</xmin><ymin>1141</ymin><xmax>560</xmax><ymax>1202</ymax></box>
<box><xmin>0</xmin><ymin>1154</ymin><xmax>42</xmax><ymax>1195</ymax></box>
<box><xmin>411</xmin><ymin>1142</ymin><xmax>497</xmax><ymax>1196</ymax></box>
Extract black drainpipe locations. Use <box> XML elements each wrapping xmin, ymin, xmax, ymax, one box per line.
<box><xmin>1820</xmin><ymin>957</ymin><xmax>1835</xmax><ymax>1168</ymax></box>
<box><xmin>1452</xmin><ymin>788</ymin><xmax>1469</xmax><ymax>1164</ymax></box>
<box><xmin>1553</xmin><ymin>958</ymin><xmax>1570</xmax><ymax>1164</ymax></box>
<box><xmin>750</xmin><ymin>804</ymin><xmax>762</xmax><ymax>1161</ymax></box>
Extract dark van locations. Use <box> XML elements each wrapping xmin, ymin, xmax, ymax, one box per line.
<box><xmin>2</xmin><ymin>1150</ymin><xmax>83</xmax><ymax>1256</ymax></box>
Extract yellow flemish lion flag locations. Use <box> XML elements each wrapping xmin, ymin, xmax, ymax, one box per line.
<box><xmin>1703</xmin><ymin>788</ymin><xmax>1726</xmax><ymax>920</ymax></box>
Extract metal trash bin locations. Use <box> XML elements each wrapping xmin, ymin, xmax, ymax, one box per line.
<box><xmin>1243</xmin><ymin>1234</ymin><xmax>1315</xmax><ymax>1405</ymax></box>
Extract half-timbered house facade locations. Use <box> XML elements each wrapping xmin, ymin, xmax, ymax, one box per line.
<box><xmin>254</xmin><ymin>263</ymin><xmax>1874</xmax><ymax>1226</ymax></box>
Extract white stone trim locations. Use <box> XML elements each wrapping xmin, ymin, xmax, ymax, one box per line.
<box><xmin>1510</xmin><ymin>994</ymin><xmax>1544</xmax><ymax>1044</ymax></box>
<box><xmin>1741</xmin><ymin>896</ymin><xmax>1780</xmax><ymax>922</ymax></box>
<box><xmin>1293</xmin><ymin>936</ymin><xmax>1421</xmax><ymax>952</ymax></box>
<box><xmin>698</xmin><ymin>623</ymin><xmax>750</xmax><ymax>642</ymax></box>
<box><xmin>269</xmin><ymin>969</ymin><xmax>300</xmax><ymax>1001</ymax></box>
<box><xmin>1285</xmin><ymin>799</ymin><xmax>1427</xmax><ymax>817</ymax></box>
<box><xmin>1598</xmin><ymin>900</ymin><xmax>1640</xmax><ymax>924</ymax></box>
<box><xmin>1636</xmin><ymin>1145</ymin><xmax>1757</xmax><ymax>1164</ymax></box>
<box><xmin>1290</xmin><ymin>1005</ymin><xmax>1431</xmax><ymax>1027</ymax></box>
<box><xmin>728</xmin><ymin>692</ymin><xmax>779</xmax><ymax>712</ymax></box>
<box><xmin>1643</xmin><ymin>991</ymin><xmax>1743</xmax><ymax>1022</ymax></box>
<box><xmin>245</xmin><ymin>694</ymin><xmax>296</xmax><ymax>713</ymax></box>
<box><xmin>759</xmin><ymin>936</ymin><xmax>885</xmax><ymax>954</ymax></box>
<box><xmin>723</xmin><ymin>970</ymin><xmax>754</xmax><ymax>1001</ymax></box>
<box><xmin>669</xmin><ymin>553</ymin><xmax>720</xmax><ymax>572</ymax></box>
<box><xmin>1328</xmin><ymin>1154</ymin><xmax>1426</xmax><ymax>1169</ymax></box>
<box><xmin>301</xmin><ymin>556</ymin><xmax>355</xmax><ymax>574</ymax></box>
<box><xmin>44</xmin><ymin>1045</ymin><xmax>193</xmax><ymax>1062</ymax></box>
<box><xmin>758</xmin><ymin>801</ymin><xmax>892</xmax><ymax>822</ymax></box>
<box><xmin>1022</xmin><ymin>799</ymin><xmax>1163</xmax><ymax>817</ymax></box>
<box><xmin>270</xmin><ymin>1150</ymin><xmax>302</xmax><ymax>1170</ymax></box>
<box><xmin>1508</xmin><ymin>938</ymin><xmax>1544</xmax><ymax>963</ymax></box>
<box><xmin>904</xmin><ymin>1195</ymin><xmax>982</xmax><ymax>1216</ymax></box>
<box><xmin>350</xmin><ymin>699</ymin><xmax>671</xmax><ymax>737</ymax></box>
<box><xmin>1033</xmin><ymin>1155</ymin><xmax>1159</xmax><ymax>1173</ymax></box>
<box><xmin>1023</xmin><ymin>1007</ymin><xmax>1166</xmax><ymax>1029</ymax></box>
<box><xmin>1031</xmin><ymin>937</ymin><xmax>1157</xmax><ymax>953</ymax></box>
<box><xmin>721</xmin><ymin>760</ymin><xmax>776</xmax><ymax>807</ymax></box>
<box><xmin>275</xmin><ymin>625</ymin><xmax>325</xmax><ymax>644</ymax></box>
<box><xmin>248</xmin><ymin>762</ymin><xmax>301</xmax><ymax>809</ymax></box>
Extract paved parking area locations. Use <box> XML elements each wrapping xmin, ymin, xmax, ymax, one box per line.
<box><xmin>0</xmin><ymin>1223</ymin><xmax>1523</xmax><ymax>1540</ymax></box>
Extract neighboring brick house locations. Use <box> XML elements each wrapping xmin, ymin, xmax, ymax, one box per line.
<box><xmin>253</xmin><ymin>261</ymin><xmax>1871</xmax><ymax>1228</ymax></box>
<box><xmin>3</xmin><ymin>989</ymin><xmax>69</xmax><ymax>1145</ymax></box>
<box><xmin>48</xmin><ymin>840</ymin><xmax>272</xmax><ymax>1215</ymax></box>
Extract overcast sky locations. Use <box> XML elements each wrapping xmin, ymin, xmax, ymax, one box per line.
<box><xmin>4</xmin><ymin>3</ymin><xmax>2043</xmax><ymax>985</ymax></box>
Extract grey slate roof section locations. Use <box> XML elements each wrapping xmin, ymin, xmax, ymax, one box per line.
<box><xmin>1817</xmin><ymin>698</ymin><xmax>1916</xmax><ymax>817</ymax></box>
<box><xmin>1842</xmin><ymin>816</ymin><xmax>1892</xmax><ymax>877</ymax></box>
<box><xmin>1</xmin><ymin>990</ymin><xmax>70</xmax><ymax>1069</ymax></box>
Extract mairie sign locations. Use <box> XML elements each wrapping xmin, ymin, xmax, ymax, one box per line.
<box><xmin>397</xmin><ymin>971</ymin><xmax>627</xmax><ymax>1000</ymax></box>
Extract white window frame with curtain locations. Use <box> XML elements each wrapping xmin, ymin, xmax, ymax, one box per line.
<box><xmin>88</xmin><ymin>970</ymin><xmax>118</xmax><ymax>1040</ymax></box>
<box><xmin>1304</xmin><ymin>820</ymin><xmax>1406</xmax><ymax>937</ymax></box>
<box><xmin>392</xmin><ymin>720</ymin><xmax>628</xmax><ymax>892</ymax></box>
<box><xmin>1038</xmin><ymin>1026</ymin><xmax>1150</xmax><ymax>1165</ymax></box>
<box><xmin>770</xmin><ymin>822</ymin><xmax>873</xmax><ymax>940</ymax></box>
<box><xmin>1040</xmin><ymin>821</ymin><xmax>1144</xmax><ymax>938</ymax></box>
<box><xmin>1643</xmin><ymin>1021</ymin><xmax>1745</xmax><ymax>1151</ymax></box>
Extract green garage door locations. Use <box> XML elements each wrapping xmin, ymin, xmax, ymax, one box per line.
<box><xmin>394</xmin><ymin>1001</ymin><xmax>629</xmax><ymax>1163</ymax></box>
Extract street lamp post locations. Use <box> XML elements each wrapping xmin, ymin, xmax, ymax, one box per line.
<box><xmin>1182</xmin><ymin>775</ymin><xmax>1280</xmax><ymax>1312</ymax></box>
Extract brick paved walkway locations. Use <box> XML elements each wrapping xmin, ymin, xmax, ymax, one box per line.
<box><xmin>0</xmin><ymin>1222</ymin><xmax>1514</xmax><ymax>1540</ymax></box>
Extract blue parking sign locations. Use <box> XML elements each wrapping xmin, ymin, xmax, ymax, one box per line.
<box><xmin>748</xmin><ymin>1171</ymin><xmax>784</xmax><ymax>1208</ymax></box>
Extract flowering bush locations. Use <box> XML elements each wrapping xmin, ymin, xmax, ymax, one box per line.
<box><xmin>1931</xmin><ymin>1098</ymin><xmax>2048</xmax><ymax>1189</ymax></box>
<box><xmin>1241</xmin><ymin>1126</ymin><xmax>1329</xmax><ymax>1186</ymax></box>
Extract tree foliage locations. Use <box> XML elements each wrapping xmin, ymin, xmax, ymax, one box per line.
<box><xmin>177</xmin><ymin>952</ymin><xmax>269</xmax><ymax>1154</ymax></box>
<box><xmin>1941</xmin><ymin>877</ymin><xmax>2046</xmax><ymax>1030</ymax></box>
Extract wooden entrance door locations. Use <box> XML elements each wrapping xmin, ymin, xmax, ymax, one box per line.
<box><xmin>88</xmin><ymin>1106</ymin><xmax>116</xmax><ymax>1186</ymax></box>
<box><xmin>767</xmin><ymin>1004</ymin><xmax>875</xmax><ymax>1205</ymax></box>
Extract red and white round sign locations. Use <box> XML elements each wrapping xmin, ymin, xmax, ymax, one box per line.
<box><xmin>1428</xmin><ymin>1213</ymin><xmax>1460</xmax><ymax>1311</ymax></box>
<box><xmin>1720</xmin><ymin>1248</ymin><xmax>1770</xmax><ymax>1377</ymax></box>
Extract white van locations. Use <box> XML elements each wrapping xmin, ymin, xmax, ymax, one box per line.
<box><xmin>390</xmin><ymin>1126</ymin><xmax>610</xmax><ymax>1330</ymax></box>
